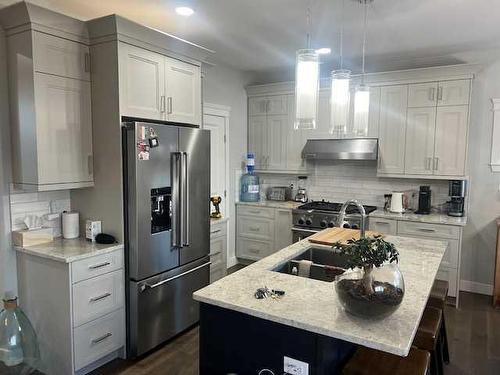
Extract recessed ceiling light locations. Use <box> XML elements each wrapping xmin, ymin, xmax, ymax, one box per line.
<box><xmin>175</xmin><ymin>6</ymin><xmax>194</xmax><ymax>16</ymax></box>
<box><xmin>316</xmin><ymin>47</ymin><xmax>331</xmax><ymax>55</ymax></box>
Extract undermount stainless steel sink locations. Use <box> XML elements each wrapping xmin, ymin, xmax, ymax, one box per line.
<box><xmin>273</xmin><ymin>247</ymin><xmax>349</xmax><ymax>282</ymax></box>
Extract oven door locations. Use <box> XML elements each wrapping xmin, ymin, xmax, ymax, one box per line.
<box><xmin>292</xmin><ymin>227</ymin><xmax>319</xmax><ymax>243</ymax></box>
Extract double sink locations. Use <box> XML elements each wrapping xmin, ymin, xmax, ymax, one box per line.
<box><xmin>273</xmin><ymin>247</ymin><xmax>349</xmax><ymax>282</ymax></box>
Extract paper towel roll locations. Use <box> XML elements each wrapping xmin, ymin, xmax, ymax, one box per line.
<box><xmin>62</xmin><ymin>211</ymin><xmax>79</xmax><ymax>239</ymax></box>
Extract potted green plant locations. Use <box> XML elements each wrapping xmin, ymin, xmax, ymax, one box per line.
<box><xmin>334</xmin><ymin>236</ymin><xmax>405</xmax><ymax>319</ymax></box>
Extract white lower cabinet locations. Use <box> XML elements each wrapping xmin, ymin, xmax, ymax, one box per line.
<box><xmin>236</xmin><ymin>204</ymin><xmax>293</xmax><ymax>261</ymax></box>
<box><xmin>368</xmin><ymin>217</ymin><xmax>462</xmax><ymax>304</ymax></box>
<box><xmin>16</xmin><ymin>248</ymin><xmax>125</xmax><ymax>375</ymax></box>
<box><xmin>210</xmin><ymin>221</ymin><xmax>228</xmax><ymax>283</ymax></box>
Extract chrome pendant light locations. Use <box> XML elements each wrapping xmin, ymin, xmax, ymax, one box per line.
<box><xmin>330</xmin><ymin>0</ymin><xmax>351</xmax><ymax>137</ymax></box>
<box><xmin>353</xmin><ymin>0</ymin><xmax>372</xmax><ymax>137</ymax></box>
<box><xmin>294</xmin><ymin>4</ymin><xmax>320</xmax><ymax>130</ymax></box>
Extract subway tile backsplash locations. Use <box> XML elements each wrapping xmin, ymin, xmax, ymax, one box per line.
<box><xmin>10</xmin><ymin>190</ymin><xmax>71</xmax><ymax>232</ymax></box>
<box><xmin>258</xmin><ymin>161</ymin><xmax>450</xmax><ymax>208</ymax></box>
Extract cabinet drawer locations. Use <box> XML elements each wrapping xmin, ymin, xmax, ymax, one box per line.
<box><xmin>72</xmin><ymin>269</ymin><xmax>124</xmax><ymax>327</ymax></box>
<box><xmin>73</xmin><ymin>309</ymin><xmax>125</xmax><ymax>371</ymax></box>
<box><xmin>397</xmin><ymin>221</ymin><xmax>460</xmax><ymax>239</ymax></box>
<box><xmin>237</xmin><ymin>216</ymin><xmax>274</xmax><ymax>240</ymax></box>
<box><xmin>210</xmin><ymin>222</ymin><xmax>227</xmax><ymax>239</ymax></box>
<box><xmin>368</xmin><ymin>218</ymin><xmax>397</xmax><ymax>235</ymax></box>
<box><xmin>237</xmin><ymin>238</ymin><xmax>273</xmax><ymax>260</ymax></box>
<box><xmin>71</xmin><ymin>249</ymin><xmax>124</xmax><ymax>283</ymax></box>
<box><xmin>33</xmin><ymin>32</ymin><xmax>90</xmax><ymax>81</ymax></box>
<box><xmin>238</xmin><ymin>205</ymin><xmax>274</xmax><ymax>219</ymax></box>
<box><xmin>209</xmin><ymin>248</ymin><xmax>223</xmax><ymax>268</ymax></box>
<box><xmin>436</xmin><ymin>267</ymin><xmax>458</xmax><ymax>298</ymax></box>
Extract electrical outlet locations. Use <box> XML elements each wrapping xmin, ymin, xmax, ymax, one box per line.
<box><xmin>284</xmin><ymin>356</ymin><xmax>309</xmax><ymax>375</ymax></box>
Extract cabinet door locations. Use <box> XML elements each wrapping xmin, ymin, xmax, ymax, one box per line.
<box><xmin>119</xmin><ymin>43</ymin><xmax>165</xmax><ymax>120</ymax></box>
<box><xmin>368</xmin><ymin>218</ymin><xmax>397</xmax><ymax>235</ymax></box>
<box><xmin>34</xmin><ymin>73</ymin><xmax>93</xmax><ymax>184</ymax></box>
<box><xmin>433</xmin><ymin>105</ymin><xmax>468</xmax><ymax>176</ymax></box>
<box><xmin>33</xmin><ymin>32</ymin><xmax>90</xmax><ymax>81</ymax></box>
<box><xmin>165</xmin><ymin>57</ymin><xmax>201</xmax><ymax>125</ymax></box>
<box><xmin>404</xmin><ymin>107</ymin><xmax>436</xmax><ymax>175</ymax></box>
<box><xmin>377</xmin><ymin>85</ymin><xmax>408</xmax><ymax>174</ymax></box>
<box><xmin>266</xmin><ymin>114</ymin><xmax>287</xmax><ymax>170</ymax></box>
<box><xmin>438</xmin><ymin>80</ymin><xmax>470</xmax><ymax>106</ymax></box>
<box><xmin>248</xmin><ymin>116</ymin><xmax>268</xmax><ymax>169</ymax></box>
<box><xmin>286</xmin><ymin>95</ymin><xmax>306</xmax><ymax>170</ymax></box>
<box><xmin>275</xmin><ymin>209</ymin><xmax>292</xmax><ymax>250</ymax></box>
<box><xmin>367</xmin><ymin>86</ymin><xmax>381</xmax><ymax>138</ymax></box>
<box><xmin>248</xmin><ymin>97</ymin><xmax>269</xmax><ymax>115</ymax></box>
<box><xmin>408</xmin><ymin>82</ymin><xmax>438</xmax><ymax>107</ymax></box>
<box><xmin>266</xmin><ymin>95</ymin><xmax>288</xmax><ymax>115</ymax></box>
<box><xmin>316</xmin><ymin>90</ymin><xmax>332</xmax><ymax>138</ymax></box>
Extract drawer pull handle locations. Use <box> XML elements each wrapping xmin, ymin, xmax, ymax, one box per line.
<box><xmin>249</xmin><ymin>248</ymin><xmax>260</xmax><ymax>254</ymax></box>
<box><xmin>88</xmin><ymin>262</ymin><xmax>111</xmax><ymax>270</ymax></box>
<box><xmin>247</xmin><ymin>210</ymin><xmax>260</xmax><ymax>214</ymax></box>
<box><xmin>89</xmin><ymin>292</ymin><xmax>111</xmax><ymax>303</ymax></box>
<box><xmin>91</xmin><ymin>332</ymin><xmax>112</xmax><ymax>345</ymax></box>
<box><xmin>142</xmin><ymin>261</ymin><xmax>211</xmax><ymax>291</ymax></box>
<box><xmin>209</xmin><ymin>251</ymin><xmax>222</xmax><ymax>257</ymax></box>
<box><xmin>210</xmin><ymin>229</ymin><xmax>221</xmax><ymax>235</ymax></box>
<box><xmin>249</xmin><ymin>226</ymin><xmax>260</xmax><ymax>231</ymax></box>
<box><xmin>375</xmin><ymin>222</ymin><xmax>389</xmax><ymax>225</ymax></box>
<box><xmin>417</xmin><ymin>228</ymin><xmax>436</xmax><ymax>232</ymax></box>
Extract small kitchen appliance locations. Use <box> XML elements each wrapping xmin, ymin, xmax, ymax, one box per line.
<box><xmin>85</xmin><ymin>220</ymin><xmax>102</xmax><ymax>242</ymax></box>
<box><xmin>294</xmin><ymin>176</ymin><xmax>309</xmax><ymax>203</ymax></box>
<box><xmin>389</xmin><ymin>192</ymin><xmax>404</xmax><ymax>213</ymax></box>
<box><xmin>448</xmin><ymin>180</ymin><xmax>466</xmax><ymax>217</ymax></box>
<box><xmin>62</xmin><ymin>211</ymin><xmax>79</xmax><ymax>239</ymax></box>
<box><xmin>267</xmin><ymin>186</ymin><xmax>291</xmax><ymax>201</ymax></box>
<box><xmin>416</xmin><ymin>186</ymin><xmax>432</xmax><ymax>215</ymax></box>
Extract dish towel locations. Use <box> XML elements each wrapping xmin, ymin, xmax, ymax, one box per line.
<box><xmin>298</xmin><ymin>260</ymin><xmax>313</xmax><ymax>278</ymax></box>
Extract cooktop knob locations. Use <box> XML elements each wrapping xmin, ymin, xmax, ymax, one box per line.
<box><xmin>297</xmin><ymin>217</ymin><xmax>305</xmax><ymax>225</ymax></box>
<box><xmin>320</xmin><ymin>220</ymin><xmax>327</xmax><ymax>228</ymax></box>
<box><xmin>328</xmin><ymin>221</ymin><xmax>335</xmax><ymax>228</ymax></box>
<box><xmin>305</xmin><ymin>218</ymin><xmax>313</xmax><ymax>226</ymax></box>
<box><xmin>342</xmin><ymin>222</ymin><xmax>351</xmax><ymax>229</ymax></box>
<box><xmin>351</xmin><ymin>224</ymin><xmax>360</xmax><ymax>230</ymax></box>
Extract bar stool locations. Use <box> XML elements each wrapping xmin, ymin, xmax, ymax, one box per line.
<box><xmin>427</xmin><ymin>280</ymin><xmax>450</xmax><ymax>364</ymax></box>
<box><xmin>342</xmin><ymin>346</ymin><xmax>430</xmax><ymax>375</ymax></box>
<box><xmin>413</xmin><ymin>306</ymin><xmax>444</xmax><ymax>375</ymax></box>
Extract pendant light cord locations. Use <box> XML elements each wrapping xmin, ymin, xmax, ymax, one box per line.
<box><xmin>340</xmin><ymin>0</ymin><xmax>344</xmax><ymax>69</ymax></box>
<box><xmin>361</xmin><ymin>0</ymin><xmax>368</xmax><ymax>84</ymax></box>
<box><xmin>306</xmin><ymin>5</ymin><xmax>311</xmax><ymax>48</ymax></box>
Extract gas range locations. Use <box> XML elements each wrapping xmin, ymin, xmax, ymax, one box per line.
<box><xmin>292</xmin><ymin>200</ymin><xmax>377</xmax><ymax>231</ymax></box>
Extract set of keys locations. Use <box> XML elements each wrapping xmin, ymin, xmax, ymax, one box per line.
<box><xmin>254</xmin><ymin>286</ymin><xmax>286</xmax><ymax>300</ymax></box>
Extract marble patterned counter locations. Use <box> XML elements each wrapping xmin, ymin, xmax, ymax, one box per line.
<box><xmin>15</xmin><ymin>237</ymin><xmax>123</xmax><ymax>263</ymax></box>
<box><xmin>194</xmin><ymin>235</ymin><xmax>447</xmax><ymax>357</ymax></box>
<box><xmin>370</xmin><ymin>209</ymin><xmax>467</xmax><ymax>227</ymax></box>
<box><xmin>236</xmin><ymin>200</ymin><xmax>303</xmax><ymax>210</ymax></box>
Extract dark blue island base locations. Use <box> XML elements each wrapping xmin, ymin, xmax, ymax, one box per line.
<box><xmin>199</xmin><ymin>303</ymin><xmax>357</xmax><ymax>375</ymax></box>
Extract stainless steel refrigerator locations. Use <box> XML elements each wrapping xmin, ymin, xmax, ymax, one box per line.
<box><xmin>122</xmin><ymin>121</ymin><xmax>210</xmax><ymax>358</ymax></box>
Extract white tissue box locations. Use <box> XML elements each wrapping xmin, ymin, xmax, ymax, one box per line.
<box><xmin>12</xmin><ymin>228</ymin><xmax>54</xmax><ymax>247</ymax></box>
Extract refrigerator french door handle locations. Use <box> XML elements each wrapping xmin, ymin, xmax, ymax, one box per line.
<box><xmin>141</xmin><ymin>261</ymin><xmax>211</xmax><ymax>291</ymax></box>
<box><xmin>171</xmin><ymin>152</ymin><xmax>182</xmax><ymax>248</ymax></box>
<box><xmin>181</xmin><ymin>152</ymin><xmax>190</xmax><ymax>246</ymax></box>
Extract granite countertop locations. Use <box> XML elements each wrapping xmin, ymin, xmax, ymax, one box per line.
<box><xmin>194</xmin><ymin>235</ymin><xmax>447</xmax><ymax>357</ymax></box>
<box><xmin>15</xmin><ymin>237</ymin><xmax>124</xmax><ymax>263</ymax></box>
<box><xmin>370</xmin><ymin>209</ymin><xmax>467</xmax><ymax>227</ymax></box>
<box><xmin>236</xmin><ymin>200</ymin><xmax>302</xmax><ymax>210</ymax></box>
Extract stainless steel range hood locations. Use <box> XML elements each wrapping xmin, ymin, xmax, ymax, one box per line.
<box><xmin>301</xmin><ymin>138</ymin><xmax>378</xmax><ymax>161</ymax></box>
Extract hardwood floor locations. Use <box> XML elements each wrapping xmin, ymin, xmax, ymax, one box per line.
<box><xmin>91</xmin><ymin>291</ymin><xmax>500</xmax><ymax>375</ymax></box>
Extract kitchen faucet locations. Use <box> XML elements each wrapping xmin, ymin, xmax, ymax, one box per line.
<box><xmin>337</xmin><ymin>199</ymin><xmax>367</xmax><ymax>238</ymax></box>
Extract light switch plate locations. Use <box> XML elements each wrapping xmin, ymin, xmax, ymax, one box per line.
<box><xmin>284</xmin><ymin>356</ymin><xmax>309</xmax><ymax>375</ymax></box>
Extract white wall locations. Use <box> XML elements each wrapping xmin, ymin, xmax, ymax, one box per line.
<box><xmin>0</xmin><ymin>28</ymin><xmax>16</xmax><ymax>296</ymax></box>
<box><xmin>203</xmin><ymin>63</ymin><xmax>252</xmax><ymax>267</ymax></box>
<box><xmin>460</xmin><ymin>58</ymin><xmax>500</xmax><ymax>292</ymax></box>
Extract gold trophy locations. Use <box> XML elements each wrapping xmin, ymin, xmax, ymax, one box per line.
<box><xmin>210</xmin><ymin>196</ymin><xmax>222</xmax><ymax>219</ymax></box>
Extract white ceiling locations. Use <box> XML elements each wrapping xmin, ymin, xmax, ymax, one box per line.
<box><xmin>1</xmin><ymin>0</ymin><xmax>500</xmax><ymax>76</ymax></box>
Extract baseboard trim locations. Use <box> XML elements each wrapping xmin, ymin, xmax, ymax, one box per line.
<box><xmin>227</xmin><ymin>255</ymin><xmax>238</xmax><ymax>268</ymax></box>
<box><xmin>460</xmin><ymin>280</ymin><xmax>493</xmax><ymax>296</ymax></box>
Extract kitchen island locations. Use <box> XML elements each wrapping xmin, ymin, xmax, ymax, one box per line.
<box><xmin>193</xmin><ymin>235</ymin><xmax>448</xmax><ymax>374</ymax></box>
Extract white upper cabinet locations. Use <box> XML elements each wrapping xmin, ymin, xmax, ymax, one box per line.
<box><xmin>248</xmin><ymin>115</ymin><xmax>268</xmax><ymax>169</ymax></box>
<box><xmin>6</xmin><ymin>29</ymin><xmax>94</xmax><ymax>190</ymax></box>
<box><xmin>408</xmin><ymin>82</ymin><xmax>438</xmax><ymax>107</ymax></box>
<box><xmin>377</xmin><ymin>85</ymin><xmax>408</xmax><ymax>174</ymax></box>
<box><xmin>433</xmin><ymin>105</ymin><xmax>468</xmax><ymax>176</ymax></box>
<box><xmin>119</xmin><ymin>43</ymin><xmax>202</xmax><ymax>125</ymax></box>
<box><xmin>437</xmin><ymin>80</ymin><xmax>470</xmax><ymax>106</ymax></box>
<box><xmin>164</xmin><ymin>57</ymin><xmax>201</xmax><ymax>125</ymax></box>
<box><xmin>267</xmin><ymin>96</ymin><xmax>288</xmax><ymax>115</ymax></box>
<box><xmin>248</xmin><ymin>97</ymin><xmax>269</xmax><ymax>115</ymax></box>
<box><xmin>404</xmin><ymin>107</ymin><xmax>436</xmax><ymax>175</ymax></box>
<box><xmin>34</xmin><ymin>74</ymin><xmax>93</xmax><ymax>185</ymax></box>
<box><xmin>367</xmin><ymin>86</ymin><xmax>381</xmax><ymax>138</ymax></box>
<box><xmin>266</xmin><ymin>115</ymin><xmax>288</xmax><ymax>170</ymax></box>
<box><xmin>33</xmin><ymin>32</ymin><xmax>90</xmax><ymax>81</ymax></box>
<box><xmin>119</xmin><ymin>43</ymin><xmax>165</xmax><ymax>120</ymax></box>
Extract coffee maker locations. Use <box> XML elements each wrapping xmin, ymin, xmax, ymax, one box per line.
<box><xmin>448</xmin><ymin>180</ymin><xmax>466</xmax><ymax>217</ymax></box>
<box><xmin>416</xmin><ymin>186</ymin><xmax>432</xmax><ymax>214</ymax></box>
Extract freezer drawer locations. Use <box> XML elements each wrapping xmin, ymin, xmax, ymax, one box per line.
<box><xmin>127</xmin><ymin>256</ymin><xmax>210</xmax><ymax>357</ymax></box>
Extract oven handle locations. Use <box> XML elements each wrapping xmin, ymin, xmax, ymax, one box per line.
<box><xmin>291</xmin><ymin>227</ymin><xmax>319</xmax><ymax>234</ymax></box>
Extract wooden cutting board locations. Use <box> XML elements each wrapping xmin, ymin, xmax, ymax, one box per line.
<box><xmin>308</xmin><ymin>227</ymin><xmax>384</xmax><ymax>246</ymax></box>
